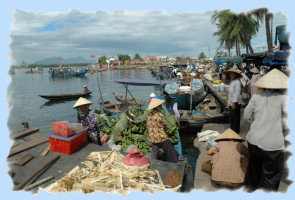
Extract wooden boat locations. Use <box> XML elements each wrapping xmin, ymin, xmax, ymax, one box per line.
<box><xmin>39</xmin><ymin>91</ymin><xmax>91</xmax><ymax>101</ymax></box>
<box><xmin>49</xmin><ymin>68</ymin><xmax>88</xmax><ymax>78</ymax></box>
<box><xmin>99</xmin><ymin>99</ymin><xmax>127</xmax><ymax>116</ymax></box>
<box><xmin>172</xmin><ymin>91</ymin><xmax>207</xmax><ymax>110</ymax></box>
<box><xmin>112</xmin><ymin>92</ymin><xmax>148</xmax><ymax>106</ymax></box>
<box><xmin>9</xmin><ymin>69</ymin><xmax>15</xmax><ymax>75</ymax></box>
<box><xmin>178</xmin><ymin>94</ymin><xmax>230</xmax><ymax>132</ymax></box>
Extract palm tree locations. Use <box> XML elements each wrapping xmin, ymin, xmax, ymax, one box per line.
<box><xmin>211</xmin><ymin>10</ymin><xmax>259</xmax><ymax>56</ymax></box>
<box><xmin>251</xmin><ymin>8</ymin><xmax>273</xmax><ymax>53</ymax></box>
<box><xmin>211</xmin><ymin>10</ymin><xmax>236</xmax><ymax>56</ymax></box>
<box><xmin>238</xmin><ymin>12</ymin><xmax>260</xmax><ymax>53</ymax></box>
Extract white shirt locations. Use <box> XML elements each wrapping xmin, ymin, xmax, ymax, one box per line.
<box><xmin>240</xmin><ymin>73</ymin><xmax>249</xmax><ymax>87</ymax></box>
<box><xmin>243</xmin><ymin>90</ymin><xmax>288</xmax><ymax>150</ymax></box>
<box><xmin>228</xmin><ymin>79</ymin><xmax>242</xmax><ymax>106</ymax></box>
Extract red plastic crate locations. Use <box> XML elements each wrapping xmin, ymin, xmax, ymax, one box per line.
<box><xmin>49</xmin><ymin>129</ymin><xmax>87</xmax><ymax>155</ymax></box>
<box><xmin>52</xmin><ymin>122</ymin><xmax>83</xmax><ymax>137</ymax></box>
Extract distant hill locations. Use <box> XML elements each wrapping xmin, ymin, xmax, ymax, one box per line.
<box><xmin>34</xmin><ymin>56</ymin><xmax>95</xmax><ymax>65</ymax></box>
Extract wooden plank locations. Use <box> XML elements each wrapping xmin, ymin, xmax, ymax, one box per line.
<box><xmin>13</xmin><ymin>154</ymin><xmax>34</xmax><ymax>166</ymax></box>
<box><xmin>8</xmin><ymin>137</ymin><xmax>49</xmax><ymax>157</ymax></box>
<box><xmin>24</xmin><ymin>176</ymin><xmax>54</xmax><ymax>191</ymax></box>
<box><xmin>13</xmin><ymin>154</ymin><xmax>60</xmax><ymax>191</ymax></box>
<box><xmin>41</xmin><ymin>145</ymin><xmax>50</xmax><ymax>157</ymax></box>
<box><xmin>12</xmin><ymin>141</ymin><xmax>20</xmax><ymax>148</ymax></box>
<box><xmin>10</xmin><ymin>127</ymin><xmax>40</xmax><ymax>140</ymax></box>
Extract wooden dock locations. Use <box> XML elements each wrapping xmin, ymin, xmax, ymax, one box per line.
<box><xmin>7</xmin><ymin>126</ymin><xmax>190</xmax><ymax>193</ymax></box>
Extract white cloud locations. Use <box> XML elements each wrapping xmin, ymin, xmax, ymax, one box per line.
<box><xmin>10</xmin><ymin>9</ymin><xmax>288</xmax><ymax>65</ymax></box>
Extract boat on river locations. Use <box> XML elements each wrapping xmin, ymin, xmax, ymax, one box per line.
<box><xmin>178</xmin><ymin>94</ymin><xmax>230</xmax><ymax>132</ymax></box>
<box><xmin>39</xmin><ymin>86</ymin><xmax>92</xmax><ymax>101</ymax></box>
<box><xmin>39</xmin><ymin>91</ymin><xmax>91</xmax><ymax>101</ymax></box>
<box><xmin>112</xmin><ymin>92</ymin><xmax>148</xmax><ymax>106</ymax></box>
<box><xmin>99</xmin><ymin>99</ymin><xmax>126</xmax><ymax>116</ymax></box>
<box><xmin>99</xmin><ymin>78</ymin><xmax>179</xmax><ymax>115</ymax></box>
<box><xmin>48</xmin><ymin>67</ymin><xmax>88</xmax><ymax>78</ymax></box>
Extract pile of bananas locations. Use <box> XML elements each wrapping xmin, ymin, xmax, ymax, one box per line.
<box><xmin>102</xmin><ymin>105</ymin><xmax>180</xmax><ymax>156</ymax></box>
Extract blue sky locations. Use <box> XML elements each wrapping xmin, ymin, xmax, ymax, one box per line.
<box><xmin>1</xmin><ymin>1</ymin><xmax>295</xmax><ymax>200</ymax></box>
<box><xmin>8</xmin><ymin>8</ymin><xmax>287</xmax><ymax>65</ymax></box>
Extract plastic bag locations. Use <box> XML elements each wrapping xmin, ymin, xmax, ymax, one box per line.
<box><xmin>123</xmin><ymin>146</ymin><xmax>150</xmax><ymax>166</ymax></box>
<box><xmin>164</xmin><ymin>83</ymin><xmax>179</xmax><ymax>95</ymax></box>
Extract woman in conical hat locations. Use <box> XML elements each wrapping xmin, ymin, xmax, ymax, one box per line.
<box><xmin>249</xmin><ymin>67</ymin><xmax>261</xmax><ymax>97</ymax></box>
<box><xmin>147</xmin><ymin>92</ymin><xmax>157</xmax><ymax>104</ymax></box>
<box><xmin>73</xmin><ymin>97</ymin><xmax>101</xmax><ymax>145</ymax></box>
<box><xmin>243</xmin><ymin>68</ymin><xmax>289</xmax><ymax>191</ymax></box>
<box><xmin>226</xmin><ymin>66</ymin><xmax>242</xmax><ymax>133</ymax></box>
<box><xmin>146</xmin><ymin>98</ymin><xmax>178</xmax><ymax>163</ymax></box>
<box><xmin>206</xmin><ymin>128</ymin><xmax>248</xmax><ymax>188</ymax></box>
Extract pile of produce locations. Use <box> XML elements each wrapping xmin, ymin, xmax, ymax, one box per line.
<box><xmin>95</xmin><ymin>114</ymin><xmax>112</xmax><ymax>137</ymax></box>
<box><xmin>101</xmin><ymin>105</ymin><xmax>180</xmax><ymax>157</ymax></box>
<box><xmin>213</xmin><ymin>79</ymin><xmax>223</xmax><ymax>84</ymax></box>
<box><xmin>162</xmin><ymin>112</ymin><xmax>180</xmax><ymax>144</ymax></box>
<box><xmin>121</xmin><ymin>106</ymin><xmax>151</xmax><ymax>156</ymax></box>
<box><xmin>45</xmin><ymin>149</ymin><xmax>181</xmax><ymax>195</ymax></box>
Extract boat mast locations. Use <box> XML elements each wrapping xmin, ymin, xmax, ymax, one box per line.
<box><xmin>96</xmin><ymin>72</ymin><xmax>104</xmax><ymax>109</ymax></box>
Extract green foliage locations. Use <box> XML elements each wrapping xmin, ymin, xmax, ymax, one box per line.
<box><xmin>133</xmin><ymin>53</ymin><xmax>143</xmax><ymax>61</ymax></box>
<box><xmin>117</xmin><ymin>54</ymin><xmax>131</xmax><ymax>61</ymax></box>
<box><xmin>198</xmin><ymin>52</ymin><xmax>206</xmax><ymax>60</ymax></box>
<box><xmin>175</xmin><ymin>56</ymin><xmax>192</xmax><ymax>64</ymax></box>
<box><xmin>98</xmin><ymin>56</ymin><xmax>108</xmax><ymax>65</ymax></box>
<box><xmin>211</xmin><ymin>9</ymin><xmax>259</xmax><ymax>56</ymax></box>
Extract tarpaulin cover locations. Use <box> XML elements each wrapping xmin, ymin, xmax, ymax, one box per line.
<box><xmin>263</xmin><ymin>51</ymin><xmax>289</xmax><ymax>66</ymax></box>
<box><xmin>123</xmin><ymin>146</ymin><xmax>150</xmax><ymax>166</ymax></box>
<box><xmin>164</xmin><ymin>83</ymin><xmax>179</xmax><ymax>94</ymax></box>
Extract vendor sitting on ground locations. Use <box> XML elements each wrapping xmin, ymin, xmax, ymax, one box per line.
<box><xmin>73</xmin><ymin>97</ymin><xmax>101</xmax><ymax>145</ymax></box>
<box><xmin>207</xmin><ymin>128</ymin><xmax>249</xmax><ymax>188</ymax></box>
<box><xmin>146</xmin><ymin>98</ymin><xmax>178</xmax><ymax>163</ymax></box>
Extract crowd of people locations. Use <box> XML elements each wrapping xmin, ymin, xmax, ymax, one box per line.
<box><xmin>70</xmin><ymin>62</ymin><xmax>289</xmax><ymax>192</ymax></box>
<box><xmin>205</xmin><ymin>63</ymin><xmax>289</xmax><ymax>192</ymax></box>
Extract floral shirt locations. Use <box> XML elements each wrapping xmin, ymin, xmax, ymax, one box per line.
<box><xmin>146</xmin><ymin>110</ymin><xmax>169</xmax><ymax>143</ymax></box>
<box><xmin>77</xmin><ymin>110</ymin><xmax>100</xmax><ymax>144</ymax></box>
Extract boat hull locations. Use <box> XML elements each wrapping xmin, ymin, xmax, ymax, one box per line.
<box><xmin>39</xmin><ymin>91</ymin><xmax>91</xmax><ymax>100</ymax></box>
<box><xmin>49</xmin><ymin>69</ymin><xmax>88</xmax><ymax>77</ymax></box>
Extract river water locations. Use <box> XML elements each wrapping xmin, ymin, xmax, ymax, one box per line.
<box><xmin>7</xmin><ymin>68</ymin><xmax>198</xmax><ymax>175</ymax></box>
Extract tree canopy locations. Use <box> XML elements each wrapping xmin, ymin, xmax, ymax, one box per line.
<box><xmin>117</xmin><ymin>54</ymin><xmax>131</xmax><ymax>61</ymax></box>
<box><xmin>98</xmin><ymin>56</ymin><xmax>107</xmax><ymax>65</ymax></box>
<box><xmin>133</xmin><ymin>53</ymin><xmax>143</xmax><ymax>61</ymax></box>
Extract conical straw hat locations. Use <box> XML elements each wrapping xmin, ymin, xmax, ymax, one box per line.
<box><xmin>149</xmin><ymin>92</ymin><xmax>157</xmax><ymax>98</ymax></box>
<box><xmin>250</xmin><ymin>67</ymin><xmax>260</xmax><ymax>74</ymax></box>
<box><xmin>73</xmin><ymin>97</ymin><xmax>92</xmax><ymax>108</ymax></box>
<box><xmin>215</xmin><ymin>128</ymin><xmax>244</xmax><ymax>141</ymax></box>
<box><xmin>255</xmin><ymin>68</ymin><xmax>288</xmax><ymax>89</ymax></box>
<box><xmin>226</xmin><ymin>67</ymin><xmax>242</xmax><ymax>75</ymax></box>
<box><xmin>147</xmin><ymin>98</ymin><xmax>165</xmax><ymax>110</ymax></box>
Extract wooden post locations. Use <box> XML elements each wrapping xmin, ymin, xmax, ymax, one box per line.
<box><xmin>159</xmin><ymin>79</ymin><xmax>164</xmax><ymax>97</ymax></box>
<box><xmin>22</xmin><ymin>122</ymin><xmax>29</xmax><ymax>129</ymax></box>
<box><xmin>96</xmin><ymin>72</ymin><xmax>104</xmax><ymax>108</ymax></box>
<box><xmin>190</xmin><ymin>75</ymin><xmax>193</xmax><ymax>111</ymax></box>
<box><xmin>124</xmin><ymin>84</ymin><xmax>128</xmax><ymax>107</ymax></box>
